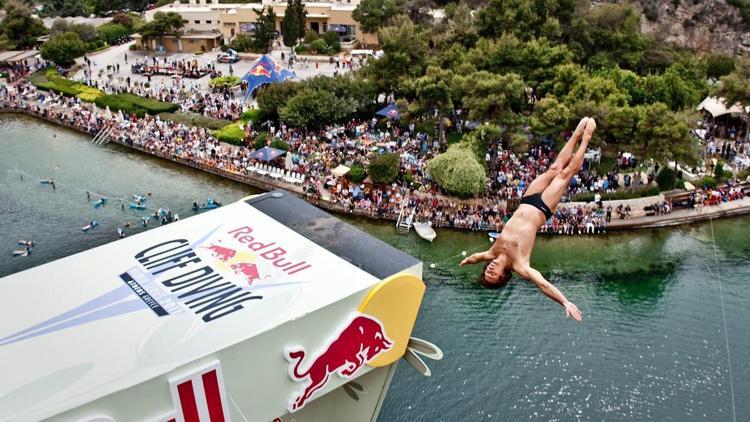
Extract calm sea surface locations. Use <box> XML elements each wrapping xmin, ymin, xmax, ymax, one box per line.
<box><xmin>1</xmin><ymin>115</ymin><xmax>748</xmax><ymax>421</ymax></box>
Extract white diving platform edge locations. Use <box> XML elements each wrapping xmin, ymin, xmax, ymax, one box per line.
<box><xmin>0</xmin><ymin>190</ymin><xmax>436</xmax><ymax>422</ymax></box>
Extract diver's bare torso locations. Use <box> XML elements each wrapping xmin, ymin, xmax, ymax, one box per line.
<box><xmin>492</xmin><ymin>204</ymin><xmax>547</xmax><ymax>269</ymax></box>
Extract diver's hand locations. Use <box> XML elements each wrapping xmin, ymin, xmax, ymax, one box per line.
<box><xmin>564</xmin><ymin>301</ymin><xmax>582</xmax><ymax>322</ymax></box>
<box><xmin>459</xmin><ymin>252</ymin><xmax>487</xmax><ymax>267</ymax></box>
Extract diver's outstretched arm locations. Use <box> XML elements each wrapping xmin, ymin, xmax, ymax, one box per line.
<box><xmin>459</xmin><ymin>251</ymin><xmax>494</xmax><ymax>267</ymax></box>
<box><xmin>515</xmin><ymin>265</ymin><xmax>583</xmax><ymax>322</ymax></box>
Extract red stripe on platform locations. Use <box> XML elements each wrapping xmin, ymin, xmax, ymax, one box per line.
<box><xmin>202</xmin><ymin>370</ymin><xmax>226</xmax><ymax>422</ymax></box>
<box><xmin>177</xmin><ymin>380</ymin><xmax>200</xmax><ymax>422</ymax></box>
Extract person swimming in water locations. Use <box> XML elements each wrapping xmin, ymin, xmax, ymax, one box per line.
<box><xmin>459</xmin><ymin>117</ymin><xmax>597</xmax><ymax>322</ymax></box>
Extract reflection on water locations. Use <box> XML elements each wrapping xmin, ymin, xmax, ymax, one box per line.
<box><xmin>1</xmin><ymin>115</ymin><xmax>748</xmax><ymax>421</ymax></box>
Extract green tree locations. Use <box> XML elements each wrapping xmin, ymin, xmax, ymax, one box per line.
<box><xmin>568</xmin><ymin>3</ymin><xmax>648</xmax><ymax>69</ymax></box>
<box><xmin>452</xmin><ymin>70</ymin><xmax>526</xmax><ymax>122</ymax></box>
<box><xmin>715</xmin><ymin>58</ymin><xmax>750</xmax><ymax>140</ymax></box>
<box><xmin>368</xmin><ymin>15</ymin><xmax>427</xmax><ymax>96</ymax></box>
<box><xmin>705</xmin><ymin>53</ymin><xmax>735</xmax><ymax>79</ymax></box>
<box><xmin>40</xmin><ymin>31</ymin><xmax>86</xmax><ymax>67</ymax></box>
<box><xmin>427</xmin><ymin>145</ymin><xmax>487</xmax><ymax>195</ymax></box>
<box><xmin>279</xmin><ymin>88</ymin><xmax>356</xmax><ymax>129</ymax></box>
<box><xmin>60</xmin><ymin>0</ymin><xmax>88</xmax><ymax>17</ymax></box>
<box><xmin>50</xmin><ymin>18</ymin><xmax>69</xmax><ymax>36</ymax></box>
<box><xmin>257</xmin><ymin>81</ymin><xmax>303</xmax><ymax>120</ymax></box>
<box><xmin>252</xmin><ymin>6</ymin><xmax>277</xmax><ymax>52</ymax></box>
<box><xmin>530</xmin><ymin>96</ymin><xmax>572</xmax><ymax>139</ymax></box>
<box><xmin>97</xmin><ymin>23</ymin><xmax>130</xmax><ymax>45</ymax></box>
<box><xmin>415</xmin><ymin>65</ymin><xmax>454</xmax><ymax>144</ymax></box>
<box><xmin>69</xmin><ymin>23</ymin><xmax>98</xmax><ymax>42</ymax></box>
<box><xmin>229</xmin><ymin>33</ymin><xmax>252</xmax><ymax>52</ymax></box>
<box><xmin>368</xmin><ymin>153</ymin><xmax>400</xmax><ymax>184</ymax></box>
<box><xmin>635</xmin><ymin>103</ymin><xmax>697</xmax><ymax>164</ymax></box>
<box><xmin>352</xmin><ymin>0</ymin><xmax>399</xmax><ymax>34</ymax></box>
<box><xmin>0</xmin><ymin>1</ymin><xmax>47</xmax><ymax>49</ymax></box>
<box><xmin>139</xmin><ymin>11</ymin><xmax>185</xmax><ymax>48</ymax></box>
<box><xmin>655</xmin><ymin>167</ymin><xmax>676</xmax><ymax>191</ymax></box>
<box><xmin>282</xmin><ymin>0</ymin><xmax>305</xmax><ymax>50</ymax></box>
<box><xmin>476</xmin><ymin>0</ymin><xmax>536</xmax><ymax>40</ymax></box>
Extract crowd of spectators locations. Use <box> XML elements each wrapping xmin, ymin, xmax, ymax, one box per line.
<box><xmin>5</xmin><ymin>80</ymin><xmax>745</xmax><ymax>236</ymax></box>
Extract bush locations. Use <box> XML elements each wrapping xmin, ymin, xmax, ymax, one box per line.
<box><xmin>94</xmin><ymin>94</ymin><xmax>146</xmax><ymax>117</ymax></box>
<box><xmin>368</xmin><ymin>153</ymin><xmax>400</xmax><ymax>184</ymax></box>
<box><xmin>699</xmin><ymin>176</ymin><xmax>717</xmax><ymax>189</ymax></box>
<box><xmin>119</xmin><ymin>93</ymin><xmax>178</xmax><ymax>114</ymax></box>
<box><xmin>304</xmin><ymin>30</ymin><xmax>319</xmax><ymax>44</ymax></box>
<box><xmin>349</xmin><ymin>164</ymin><xmax>366</xmax><ymax>183</ymax></box>
<box><xmin>158</xmin><ymin>112</ymin><xmax>232</xmax><ymax>130</ymax></box>
<box><xmin>270</xmin><ymin>139</ymin><xmax>289</xmax><ymax>151</ymax></box>
<box><xmin>737</xmin><ymin>168</ymin><xmax>750</xmax><ymax>181</ymax></box>
<box><xmin>322</xmin><ymin>31</ymin><xmax>339</xmax><ymax>46</ymax></box>
<box><xmin>655</xmin><ymin>167</ymin><xmax>676</xmax><ymax>191</ymax></box>
<box><xmin>98</xmin><ymin>23</ymin><xmax>131</xmax><ymax>45</ymax></box>
<box><xmin>427</xmin><ymin>146</ymin><xmax>487</xmax><ymax>196</ymax></box>
<box><xmin>213</xmin><ymin>124</ymin><xmax>245</xmax><ymax>145</ymax></box>
<box><xmin>76</xmin><ymin>86</ymin><xmax>104</xmax><ymax>102</ymax></box>
<box><xmin>310</xmin><ymin>38</ymin><xmax>327</xmax><ymax>53</ymax></box>
<box><xmin>240</xmin><ymin>108</ymin><xmax>264</xmax><ymax>125</ymax></box>
<box><xmin>209</xmin><ymin>75</ymin><xmax>240</xmax><ymax>88</ymax></box>
<box><xmin>40</xmin><ymin>32</ymin><xmax>87</xmax><ymax>67</ymax></box>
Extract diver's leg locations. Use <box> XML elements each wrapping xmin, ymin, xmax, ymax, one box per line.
<box><xmin>524</xmin><ymin>117</ymin><xmax>589</xmax><ymax>196</ymax></box>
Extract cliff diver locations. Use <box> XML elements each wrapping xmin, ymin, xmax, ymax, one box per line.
<box><xmin>460</xmin><ymin>117</ymin><xmax>597</xmax><ymax>322</ymax></box>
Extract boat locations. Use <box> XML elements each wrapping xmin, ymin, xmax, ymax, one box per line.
<box><xmin>0</xmin><ymin>190</ymin><xmax>441</xmax><ymax>421</ymax></box>
<box><xmin>81</xmin><ymin>220</ymin><xmax>99</xmax><ymax>232</ymax></box>
<box><xmin>39</xmin><ymin>180</ymin><xmax>53</xmax><ymax>184</ymax></box>
<box><xmin>132</xmin><ymin>194</ymin><xmax>147</xmax><ymax>203</ymax></box>
<box><xmin>413</xmin><ymin>222</ymin><xmax>437</xmax><ymax>242</ymax></box>
<box><xmin>17</xmin><ymin>240</ymin><xmax>35</xmax><ymax>247</ymax></box>
<box><xmin>129</xmin><ymin>202</ymin><xmax>147</xmax><ymax>210</ymax></box>
<box><xmin>11</xmin><ymin>248</ymin><xmax>30</xmax><ymax>257</ymax></box>
<box><xmin>93</xmin><ymin>197</ymin><xmax>108</xmax><ymax>208</ymax></box>
<box><xmin>488</xmin><ymin>232</ymin><xmax>500</xmax><ymax>241</ymax></box>
<box><xmin>193</xmin><ymin>197</ymin><xmax>222</xmax><ymax>211</ymax></box>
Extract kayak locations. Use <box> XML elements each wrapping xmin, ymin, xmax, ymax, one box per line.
<box><xmin>193</xmin><ymin>198</ymin><xmax>222</xmax><ymax>211</ymax></box>
<box><xmin>133</xmin><ymin>194</ymin><xmax>147</xmax><ymax>203</ymax></box>
<box><xmin>93</xmin><ymin>197</ymin><xmax>108</xmax><ymax>208</ymax></box>
<box><xmin>12</xmin><ymin>249</ymin><xmax>30</xmax><ymax>257</ymax></box>
<box><xmin>40</xmin><ymin>180</ymin><xmax>53</xmax><ymax>184</ymax></box>
<box><xmin>117</xmin><ymin>227</ymin><xmax>125</xmax><ymax>238</ymax></box>
<box><xmin>82</xmin><ymin>220</ymin><xmax>99</xmax><ymax>232</ymax></box>
<box><xmin>17</xmin><ymin>240</ymin><xmax>35</xmax><ymax>247</ymax></box>
<box><xmin>129</xmin><ymin>202</ymin><xmax>147</xmax><ymax>210</ymax></box>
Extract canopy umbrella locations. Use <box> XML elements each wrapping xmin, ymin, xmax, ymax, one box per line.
<box><xmin>104</xmin><ymin>106</ymin><xmax>112</xmax><ymax>119</ymax></box>
<box><xmin>684</xmin><ymin>181</ymin><xmax>696</xmax><ymax>191</ymax></box>
<box><xmin>249</xmin><ymin>146</ymin><xmax>286</xmax><ymax>162</ymax></box>
<box><xmin>331</xmin><ymin>164</ymin><xmax>351</xmax><ymax>178</ymax></box>
<box><xmin>91</xmin><ymin>103</ymin><xmax>98</xmax><ymax>116</ymax></box>
<box><xmin>117</xmin><ymin>109</ymin><xmax>125</xmax><ymax>122</ymax></box>
<box><xmin>376</xmin><ymin>103</ymin><xmax>400</xmax><ymax>120</ymax></box>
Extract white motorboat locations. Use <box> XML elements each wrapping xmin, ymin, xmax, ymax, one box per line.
<box><xmin>413</xmin><ymin>222</ymin><xmax>437</xmax><ymax>242</ymax></box>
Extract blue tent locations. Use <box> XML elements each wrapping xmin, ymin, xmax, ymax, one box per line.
<box><xmin>376</xmin><ymin>103</ymin><xmax>400</xmax><ymax>120</ymax></box>
<box><xmin>241</xmin><ymin>55</ymin><xmax>296</xmax><ymax>102</ymax></box>
<box><xmin>249</xmin><ymin>146</ymin><xmax>286</xmax><ymax>162</ymax></box>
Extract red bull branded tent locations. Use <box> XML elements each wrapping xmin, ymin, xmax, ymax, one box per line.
<box><xmin>241</xmin><ymin>55</ymin><xmax>296</xmax><ymax>102</ymax></box>
<box><xmin>0</xmin><ymin>190</ymin><xmax>439</xmax><ymax>422</ymax></box>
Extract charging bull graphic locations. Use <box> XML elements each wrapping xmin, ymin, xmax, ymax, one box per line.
<box><xmin>285</xmin><ymin>315</ymin><xmax>393</xmax><ymax>412</ymax></box>
<box><xmin>202</xmin><ymin>244</ymin><xmax>236</xmax><ymax>262</ymax></box>
<box><xmin>230</xmin><ymin>262</ymin><xmax>270</xmax><ymax>285</ymax></box>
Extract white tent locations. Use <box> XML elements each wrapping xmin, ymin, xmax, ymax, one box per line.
<box><xmin>696</xmin><ymin>96</ymin><xmax>747</xmax><ymax>117</ymax></box>
<box><xmin>104</xmin><ymin>106</ymin><xmax>112</xmax><ymax>119</ymax></box>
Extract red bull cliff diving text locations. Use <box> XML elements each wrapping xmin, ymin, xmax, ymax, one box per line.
<box><xmin>228</xmin><ymin>226</ymin><xmax>312</xmax><ymax>275</ymax></box>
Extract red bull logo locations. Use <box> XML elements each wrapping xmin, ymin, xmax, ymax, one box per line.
<box><xmin>202</xmin><ymin>243</ymin><xmax>236</xmax><ymax>262</ymax></box>
<box><xmin>230</xmin><ymin>262</ymin><xmax>270</xmax><ymax>285</ymax></box>
<box><xmin>250</xmin><ymin>65</ymin><xmax>272</xmax><ymax>77</ymax></box>
<box><xmin>285</xmin><ymin>315</ymin><xmax>393</xmax><ymax>412</ymax></box>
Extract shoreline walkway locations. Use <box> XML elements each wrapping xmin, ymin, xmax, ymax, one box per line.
<box><xmin>5</xmin><ymin>109</ymin><xmax>750</xmax><ymax>234</ymax></box>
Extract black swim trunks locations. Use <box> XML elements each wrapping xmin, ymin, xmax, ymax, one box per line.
<box><xmin>520</xmin><ymin>192</ymin><xmax>553</xmax><ymax>220</ymax></box>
